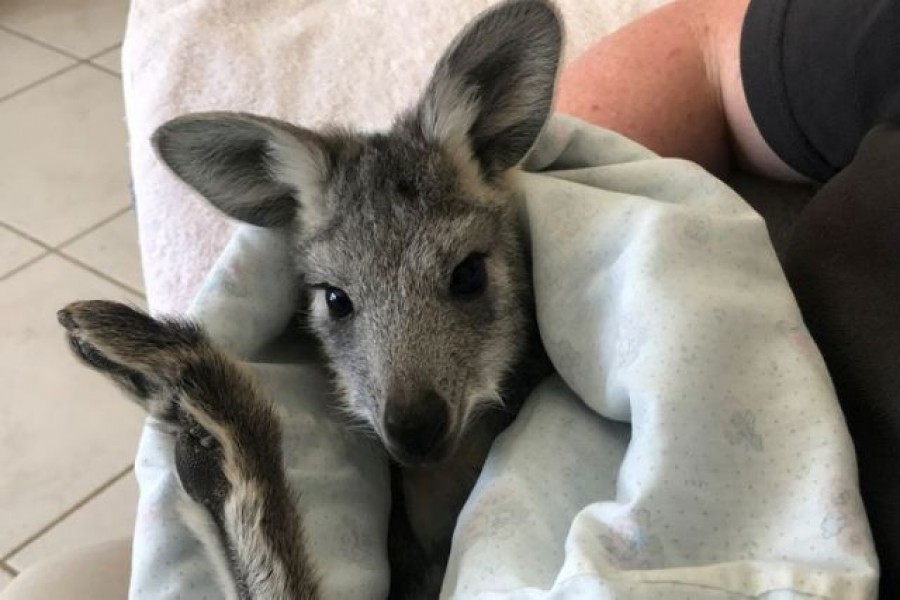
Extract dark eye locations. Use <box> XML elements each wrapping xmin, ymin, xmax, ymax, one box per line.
<box><xmin>450</xmin><ymin>253</ymin><xmax>487</xmax><ymax>298</ymax></box>
<box><xmin>325</xmin><ymin>286</ymin><xmax>354</xmax><ymax>319</ymax></box>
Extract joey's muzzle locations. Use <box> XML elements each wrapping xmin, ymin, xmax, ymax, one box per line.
<box><xmin>383</xmin><ymin>390</ymin><xmax>450</xmax><ymax>466</ymax></box>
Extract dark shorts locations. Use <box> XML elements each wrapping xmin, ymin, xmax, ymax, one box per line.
<box><xmin>741</xmin><ymin>0</ymin><xmax>900</xmax><ymax>182</ymax></box>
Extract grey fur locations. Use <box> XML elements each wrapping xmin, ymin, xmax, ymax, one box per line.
<box><xmin>64</xmin><ymin>2</ymin><xmax>562</xmax><ymax>598</ymax></box>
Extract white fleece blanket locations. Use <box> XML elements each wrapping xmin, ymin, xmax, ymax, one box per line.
<box><xmin>129</xmin><ymin>116</ymin><xmax>878</xmax><ymax>599</ymax></box>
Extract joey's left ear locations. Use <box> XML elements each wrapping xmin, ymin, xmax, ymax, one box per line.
<box><xmin>415</xmin><ymin>0</ymin><xmax>563</xmax><ymax>177</ymax></box>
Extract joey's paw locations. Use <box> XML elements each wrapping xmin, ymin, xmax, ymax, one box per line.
<box><xmin>175</xmin><ymin>422</ymin><xmax>230</xmax><ymax>512</ymax></box>
<box><xmin>59</xmin><ymin>300</ymin><xmax>280</xmax><ymax>500</ymax></box>
<box><xmin>57</xmin><ymin>300</ymin><xmax>205</xmax><ymax>383</ymax></box>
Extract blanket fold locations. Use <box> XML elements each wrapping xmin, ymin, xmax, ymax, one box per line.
<box><xmin>439</xmin><ymin>117</ymin><xmax>877</xmax><ymax>599</ymax></box>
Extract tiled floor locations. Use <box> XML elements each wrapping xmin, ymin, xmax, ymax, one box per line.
<box><xmin>0</xmin><ymin>0</ymin><xmax>143</xmax><ymax>591</ymax></box>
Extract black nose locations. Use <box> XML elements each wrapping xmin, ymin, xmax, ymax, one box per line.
<box><xmin>383</xmin><ymin>391</ymin><xmax>449</xmax><ymax>460</ymax></box>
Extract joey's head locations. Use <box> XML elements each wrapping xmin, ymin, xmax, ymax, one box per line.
<box><xmin>151</xmin><ymin>0</ymin><xmax>562</xmax><ymax>467</ymax></box>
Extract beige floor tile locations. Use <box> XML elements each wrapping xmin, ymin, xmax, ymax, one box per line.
<box><xmin>0</xmin><ymin>30</ymin><xmax>74</xmax><ymax>98</ymax></box>
<box><xmin>0</xmin><ymin>255</ymin><xmax>145</xmax><ymax>557</ymax></box>
<box><xmin>0</xmin><ymin>227</ymin><xmax>45</xmax><ymax>278</ymax></box>
<box><xmin>8</xmin><ymin>471</ymin><xmax>137</xmax><ymax>571</ymax></box>
<box><xmin>0</xmin><ymin>0</ymin><xmax>128</xmax><ymax>59</ymax></box>
<box><xmin>0</xmin><ymin>65</ymin><xmax>130</xmax><ymax>246</ymax></box>
<box><xmin>0</xmin><ymin>568</ymin><xmax>12</xmax><ymax>592</ymax></box>
<box><xmin>91</xmin><ymin>46</ymin><xmax>121</xmax><ymax>75</ymax></box>
<box><xmin>62</xmin><ymin>210</ymin><xmax>144</xmax><ymax>292</ymax></box>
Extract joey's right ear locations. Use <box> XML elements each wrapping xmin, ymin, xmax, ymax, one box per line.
<box><xmin>416</xmin><ymin>0</ymin><xmax>563</xmax><ymax>178</ymax></box>
<box><xmin>152</xmin><ymin>112</ymin><xmax>331</xmax><ymax>229</ymax></box>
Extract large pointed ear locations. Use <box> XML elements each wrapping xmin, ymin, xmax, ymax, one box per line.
<box><xmin>417</xmin><ymin>0</ymin><xmax>563</xmax><ymax>177</ymax></box>
<box><xmin>151</xmin><ymin>112</ymin><xmax>331</xmax><ymax>229</ymax></box>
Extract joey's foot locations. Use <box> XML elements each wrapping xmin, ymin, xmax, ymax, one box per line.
<box><xmin>58</xmin><ymin>300</ymin><xmax>281</xmax><ymax>509</ymax></box>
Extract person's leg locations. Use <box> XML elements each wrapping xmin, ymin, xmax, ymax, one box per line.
<box><xmin>556</xmin><ymin>0</ymin><xmax>805</xmax><ymax>182</ymax></box>
<box><xmin>784</xmin><ymin>124</ymin><xmax>900</xmax><ymax>599</ymax></box>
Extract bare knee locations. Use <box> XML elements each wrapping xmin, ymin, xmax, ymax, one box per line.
<box><xmin>556</xmin><ymin>0</ymin><xmax>734</xmax><ymax>174</ymax></box>
<box><xmin>557</xmin><ymin>0</ymin><xmax>805</xmax><ymax>181</ymax></box>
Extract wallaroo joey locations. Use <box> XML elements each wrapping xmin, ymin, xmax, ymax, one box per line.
<box><xmin>58</xmin><ymin>1</ymin><xmax>561</xmax><ymax>597</ymax></box>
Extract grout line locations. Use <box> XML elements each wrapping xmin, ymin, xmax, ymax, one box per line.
<box><xmin>85</xmin><ymin>43</ymin><xmax>123</xmax><ymax>78</ymax></box>
<box><xmin>54</xmin><ymin>250</ymin><xmax>144</xmax><ymax>297</ymax></box>
<box><xmin>0</xmin><ymin>30</ymin><xmax>123</xmax><ymax>102</ymax></box>
<box><xmin>0</xmin><ymin>465</ymin><xmax>134</xmax><ymax>563</ymax></box>
<box><xmin>0</xmin><ymin>222</ymin><xmax>53</xmax><ymax>251</ymax></box>
<box><xmin>86</xmin><ymin>61</ymin><xmax>121</xmax><ymax>79</ymax></box>
<box><xmin>86</xmin><ymin>42</ymin><xmax>122</xmax><ymax>61</ymax></box>
<box><xmin>0</xmin><ymin>204</ymin><xmax>132</xmax><ymax>253</ymax></box>
<box><xmin>0</xmin><ymin>206</ymin><xmax>141</xmax><ymax>295</ymax></box>
<box><xmin>0</xmin><ymin>223</ymin><xmax>54</xmax><ymax>282</ymax></box>
<box><xmin>0</xmin><ymin>62</ymin><xmax>81</xmax><ymax>104</ymax></box>
<box><xmin>0</xmin><ymin>561</ymin><xmax>16</xmax><ymax>577</ymax></box>
<box><xmin>0</xmin><ymin>251</ymin><xmax>51</xmax><ymax>283</ymax></box>
<box><xmin>54</xmin><ymin>205</ymin><xmax>132</xmax><ymax>249</ymax></box>
<box><xmin>0</xmin><ymin>24</ymin><xmax>83</xmax><ymax>61</ymax></box>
